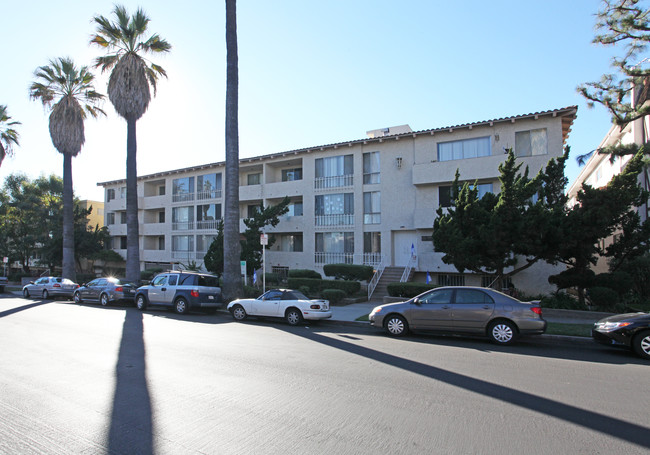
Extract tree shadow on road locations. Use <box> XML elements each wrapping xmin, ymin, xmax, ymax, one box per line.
<box><xmin>107</xmin><ymin>308</ymin><xmax>153</xmax><ymax>454</ymax></box>
<box><xmin>0</xmin><ymin>300</ymin><xmax>50</xmax><ymax>318</ymax></box>
<box><xmin>281</xmin><ymin>324</ymin><xmax>650</xmax><ymax>450</ymax></box>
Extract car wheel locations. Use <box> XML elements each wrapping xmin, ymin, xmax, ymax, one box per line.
<box><xmin>488</xmin><ymin>320</ymin><xmax>518</xmax><ymax>345</ymax></box>
<box><xmin>632</xmin><ymin>330</ymin><xmax>650</xmax><ymax>360</ymax></box>
<box><xmin>42</xmin><ymin>289</ymin><xmax>49</xmax><ymax>300</ymax></box>
<box><xmin>23</xmin><ymin>288</ymin><xmax>30</xmax><ymax>299</ymax></box>
<box><xmin>231</xmin><ymin>304</ymin><xmax>247</xmax><ymax>321</ymax></box>
<box><xmin>174</xmin><ymin>297</ymin><xmax>189</xmax><ymax>314</ymax></box>
<box><xmin>100</xmin><ymin>293</ymin><xmax>109</xmax><ymax>307</ymax></box>
<box><xmin>285</xmin><ymin>308</ymin><xmax>303</xmax><ymax>326</ymax></box>
<box><xmin>135</xmin><ymin>294</ymin><xmax>148</xmax><ymax>311</ymax></box>
<box><xmin>73</xmin><ymin>292</ymin><xmax>82</xmax><ymax>304</ymax></box>
<box><xmin>384</xmin><ymin>315</ymin><xmax>408</xmax><ymax>336</ymax></box>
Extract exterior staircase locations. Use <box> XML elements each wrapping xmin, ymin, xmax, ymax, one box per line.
<box><xmin>370</xmin><ymin>266</ymin><xmax>413</xmax><ymax>301</ymax></box>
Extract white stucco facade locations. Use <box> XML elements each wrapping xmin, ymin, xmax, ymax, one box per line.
<box><xmin>99</xmin><ymin>106</ymin><xmax>577</xmax><ymax>295</ymax></box>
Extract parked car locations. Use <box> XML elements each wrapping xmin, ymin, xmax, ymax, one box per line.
<box><xmin>0</xmin><ymin>276</ymin><xmax>8</xmax><ymax>293</ymax></box>
<box><xmin>227</xmin><ymin>289</ymin><xmax>332</xmax><ymax>326</ymax></box>
<box><xmin>592</xmin><ymin>312</ymin><xmax>650</xmax><ymax>360</ymax></box>
<box><xmin>73</xmin><ymin>277</ymin><xmax>137</xmax><ymax>306</ymax></box>
<box><xmin>134</xmin><ymin>271</ymin><xmax>223</xmax><ymax>314</ymax></box>
<box><xmin>22</xmin><ymin>276</ymin><xmax>79</xmax><ymax>299</ymax></box>
<box><xmin>369</xmin><ymin>286</ymin><xmax>546</xmax><ymax>344</ymax></box>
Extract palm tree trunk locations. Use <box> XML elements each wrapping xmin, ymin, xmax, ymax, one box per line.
<box><xmin>126</xmin><ymin>116</ymin><xmax>141</xmax><ymax>282</ymax></box>
<box><xmin>223</xmin><ymin>0</ymin><xmax>242</xmax><ymax>301</ymax></box>
<box><xmin>62</xmin><ymin>152</ymin><xmax>75</xmax><ymax>280</ymax></box>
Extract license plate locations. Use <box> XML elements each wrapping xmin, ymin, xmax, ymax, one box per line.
<box><xmin>208</xmin><ymin>295</ymin><xmax>214</xmax><ymax>300</ymax></box>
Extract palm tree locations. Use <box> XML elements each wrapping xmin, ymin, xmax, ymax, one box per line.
<box><xmin>224</xmin><ymin>0</ymin><xmax>242</xmax><ymax>300</ymax></box>
<box><xmin>29</xmin><ymin>57</ymin><xmax>105</xmax><ymax>280</ymax></box>
<box><xmin>0</xmin><ymin>105</ymin><xmax>21</xmax><ymax>168</ymax></box>
<box><xmin>90</xmin><ymin>5</ymin><xmax>171</xmax><ymax>282</ymax></box>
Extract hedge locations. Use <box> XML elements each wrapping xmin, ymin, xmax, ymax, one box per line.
<box><xmin>323</xmin><ymin>264</ymin><xmax>374</xmax><ymax>281</ymax></box>
<box><xmin>287</xmin><ymin>277</ymin><xmax>361</xmax><ymax>295</ymax></box>
<box><xmin>322</xmin><ymin>289</ymin><xmax>347</xmax><ymax>304</ymax></box>
<box><xmin>288</xmin><ymin>269</ymin><xmax>322</xmax><ymax>279</ymax></box>
<box><xmin>387</xmin><ymin>282</ymin><xmax>438</xmax><ymax>298</ymax></box>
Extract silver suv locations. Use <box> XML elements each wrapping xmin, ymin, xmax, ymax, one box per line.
<box><xmin>134</xmin><ymin>271</ymin><xmax>223</xmax><ymax>314</ymax></box>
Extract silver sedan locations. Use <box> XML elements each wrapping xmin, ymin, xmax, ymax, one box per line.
<box><xmin>22</xmin><ymin>276</ymin><xmax>79</xmax><ymax>299</ymax></box>
<box><xmin>369</xmin><ymin>286</ymin><xmax>546</xmax><ymax>344</ymax></box>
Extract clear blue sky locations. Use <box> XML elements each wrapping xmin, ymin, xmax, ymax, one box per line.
<box><xmin>0</xmin><ymin>0</ymin><xmax>620</xmax><ymax>201</ymax></box>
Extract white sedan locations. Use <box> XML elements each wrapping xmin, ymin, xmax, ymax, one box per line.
<box><xmin>227</xmin><ymin>289</ymin><xmax>332</xmax><ymax>326</ymax></box>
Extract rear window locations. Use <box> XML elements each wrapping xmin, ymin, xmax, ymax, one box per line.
<box><xmin>197</xmin><ymin>275</ymin><xmax>220</xmax><ymax>287</ymax></box>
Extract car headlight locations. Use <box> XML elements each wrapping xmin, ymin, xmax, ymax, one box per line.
<box><xmin>369</xmin><ymin>306</ymin><xmax>382</xmax><ymax>317</ymax></box>
<box><xmin>595</xmin><ymin>321</ymin><xmax>632</xmax><ymax>332</ymax></box>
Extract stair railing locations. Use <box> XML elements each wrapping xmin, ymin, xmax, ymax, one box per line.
<box><xmin>400</xmin><ymin>254</ymin><xmax>416</xmax><ymax>282</ymax></box>
<box><xmin>367</xmin><ymin>256</ymin><xmax>386</xmax><ymax>300</ymax></box>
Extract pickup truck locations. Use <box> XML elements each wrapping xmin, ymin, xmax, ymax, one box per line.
<box><xmin>0</xmin><ymin>276</ymin><xmax>8</xmax><ymax>293</ymax></box>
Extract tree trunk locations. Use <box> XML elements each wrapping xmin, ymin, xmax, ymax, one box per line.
<box><xmin>62</xmin><ymin>152</ymin><xmax>75</xmax><ymax>280</ymax></box>
<box><xmin>125</xmin><ymin>116</ymin><xmax>141</xmax><ymax>282</ymax></box>
<box><xmin>223</xmin><ymin>0</ymin><xmax>242</xmax><ymax>301</ymax></box>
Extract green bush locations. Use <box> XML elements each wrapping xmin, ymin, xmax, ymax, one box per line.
<box><xmin>288</xmin><ymin>269</ymin><xmax>322</xmax><ymax>279</ymax></box>
<box><xmin>587</xmin><ymin>286</ymin><xmax>620</xmax><ymax>311</ymax></box>
<box><xmin>322</xmin><ymin>288</ymin><xmax>347</xmax><ymax>304</ymax></box>
<box><xmin>594</xmin><ymin>272</ymin><xmax>634</xmax><ymax>296</ymax></box>
<box><xmin>264</xmin><ymin>273</ymin><xmax>280</xmax><ymax>285</ymax></box>
<box><xmin>76</xmin><ymin>273</ymin><xmax>96</xmax><ymax>285</ymax></box>
<box><xmin>241</xmin><ymin>285</ymin><xmax>260</xmax><ymax>299</ymax></box>
<box><xmin>387</xmin><ymin>282</ymin><xmax>438</xmax><ymax>298</ymax></box>
<box><xmin>287</xmin><ymin>277</ymin><xmax>361</xmax><ymax>295</ymax></box>
<box><xmin>298</xmin><ymin>286</ymin><xmax>312</xmax><ymax>298</ymax></box>
<box><xmin>540</xmin><ymin>292</ymin><xmax>583</xmax><ymax>310</ymax></box>
<box><xmin>141</xmin><ymin>268</ymin><xmax>163</xmax><ymax>282</ymax></box>
<box><xmin>323</xmin><ymin>264</ymin><xmax>374</xmax><ymax>281</ymax></box>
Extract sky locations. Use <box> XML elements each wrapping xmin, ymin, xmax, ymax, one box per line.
<box><xmin>0</xmin><ymin>0</ymin><xmax>623</xmax><ymax>201</ymax></box>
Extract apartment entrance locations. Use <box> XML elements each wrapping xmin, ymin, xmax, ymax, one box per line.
<box><xmin>393</xmin><ymin>231</ymin><xmax>418</xmax><ymax>267</ymax></box>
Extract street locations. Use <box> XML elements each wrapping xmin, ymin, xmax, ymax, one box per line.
<box><xmin>0</xmin><ymin>295</ymin><xmax>648</xmax><ymax>454</ymax></box>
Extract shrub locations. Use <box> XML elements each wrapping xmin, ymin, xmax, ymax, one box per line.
<box><xmin>288</xmin><ymin>269</ymin><xmax>322</xmax><ymax>279</ymax></box>
<box><xmin>387</xmin><ymin>282</ymin><xmax>438</xmax><ymax>298</ymax></box>
<box><xmin>323</xmin><ymin>264</ymin><xmax>374</xmax><ymax>281</ymax></box>
<box><xmin>594</xmin><ymin>272</ymin><xmax>634</xmax><ymax>296</ymax></box>
<box><xmin>141</xmin><ymin>268</ymin><xmax>163</xmax><ymax>282</ymax></box>
<box><xmin>76</xmin><ymin>273</ymin><xmax>96</xmax><ymax>285</ymax></box>
<box><xmin>264</xmin><ymin>273</ymin><xmax>280</xmax><ymax>285</ymax></box>
<box><xmin>322</xmin><ymin>289</ymin><xmax>347</xmax><ymax>304</ymax></box>
<box><xmin>298</xmin><ymin>286</ymin><xmax>312</xmax><ymax>298</ymax></box>
<box><xmin>321</xmin><ymin>279</ymin><xmax>360</xmax><ymax>295</ymax></box>
<box><xmin>540</xmin><ymin>292</ymin><xmax>582</xmax><ymax>310</ymax></box>
<box><xmin>587</xmin><ymin>286</ymin><xmax>620</xmax><ymax>311</ymax></box>
<box><xmin>287</xmin><ymin>277</ymin><xmax>361</xmax><ymax>295</ymax></box>
<box><xmin>241</xmin><ymin>285</ymin><xmax>260</xmax><ymax>299</ymax></box>
<box><xmin>287</xmin><ymin>277</ymin><xmax>322</xmax><ymax>294</ymax></box>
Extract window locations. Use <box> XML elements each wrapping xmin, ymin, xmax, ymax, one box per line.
<box><xmin>315</xmin><ymin>155</ymin><xmax>353</xmax><ymax>189</ymax></box>
<box><xmin>363</xmin><ymin>151</ymin><xmax>380</xmax><ymax>184</ymax></box>
<box><xmin>172</xmin><ymin>177</ymin><xmax>194</xmax><ymax>202</ymax></box>
<box><xmin>363</xmin><ymin>232</ymin><xmax>381</xmax><ymax>265</ymax></box>
<box><xmin>106</xmin><ymin>188</ymin><xmax>115</xmax><ymax>202</ymax></box>
<box><xmin>280</xmin><ymin>234</ymin><xmax>303</xmax><ymax>252</ymax></box>
<box><xmin>172</xmin><ymin>235</ymin><xmax>194</xmax><ymax>254</ymax></box>
<box><xmin>515</xmin><ymin>129</ymin><xmax>547</xmax><ymax>157</ymax></box>
<box><xmin>315</xmin><ymin>232</ymin><xmax>354</xmax><ymax>264</ymax></box>
<box><xmin>282</xmin><ymin>168</ymin><xmax>303</xmax><ymax>182</ymax></box>
<box><xmin>286</xmin><ymin>201</ymin><xmax>303</xmax><ymax>217</ymax></box>
<box><xmin>158</xmin><ymin>210</ymin><xmax>165</xmax><ymax>223</ymax></box>
<box><xmin>158</xmin><ymin>185</ymin><xmax>166</xmax><ymax>196</ymax></box>
<box><xmin>120</xmin><ymin>212</ymin><xmax>127</xmax><ymax>224</ymax></box>
<box><xmin>197</xmin><ymin>234</ymin><xmax>217</xmax><ymax>252</ymax></box>
<box><xmin>247</xmin><ymin>173</ymin><xmax>261</xmax><ymax>185</ymax></box>
<box><xmin>119</xmin><ymin>236</ymin><xmax>127</xmax><ymax>249</ymax></box>
<box><xmin>437</xmin><ymin>137</ymin><xmax>491</xmax><ymax>161</ymax></box>
<box><xmin>315</xmin><ymin>193</ymin><xmax>354</xmax><ymax>226</ymax></box>
<box><xmin>363</xmin><ymin>192</ymin><xmax>381</xmax><ymax>224</ymax></box>
<box><xmin>419</xmin><ymin>288</ymin><xmax>454</xmax><ymax>304</ymax></box>
<box><xmin>172</xmin><ymin>206</ymin><xmax>194</xmax><ymax>230</ymax></box>
<box><xmin>247</xmin><ymin>204</ymin><xmax>261</xmax><ymax>218</ymax></box>
<box><xmin>168</xmin><ymin>274</ymin><xmax>178</xmax><ymax>286</ymax></box>
<box><xmin>119</xmin><ymin>187</ymin><xmax>126</xmax><ymax>199</ymax></box>
<box><xmin>439</xmin><ymin>183</ymin><xmax>492</xmax><ymax>208</ymax></box>
<box><xmin>455</xmin><ymin>289</ymin><xmax>494</xmax><ymax>304</ymax></box>
<box><xmin>197</xmin><ymin>173</ymin><xmax>222</xmax><ymax>199</ymax></box>
<box><xmin>106</xmin><ymin>212</ymin><xmax>115</xmax><ymax>225</ymax></box>
<box><xmin>158</xmin><ymin>236</ymin><xmax>165</xmax><ymax>250</ymax></box>
<box><xmin>197</xmin><ymin>204</ymin><xmax>221</xmax><ymax>229</ymax></box>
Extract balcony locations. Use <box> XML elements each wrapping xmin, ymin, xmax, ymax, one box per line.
<box><xmin>315</xmin><ymin>214</ymin><xmax>354</xmax><ymax>227</ymax></box>
<box><xmin>314</xmin><ymin>252</ymin><xmax>383</xmax><ymax>266</ymax></box>
<box><xmin>172</xmin><ymin>222</ymin><xmax>194</xmax><ymax>231</ymax></box>
<box><xmin>142</xmin><ymin>223</ymin><xmax>167</xmax><ymax>235</ymax></box>
<box><xmin>314</xmin><ymin>174</ymin><xmax>353</xmax><ymax>190</ymax></box>
<box><xmin>196</xmin><ymin>219</ymin><xmax>221</xmax><ymax>230</ymax></box>
<box><xmin>172</xmin><ymin>192</ymin><xmax>194</xmax><ymax>203</ymax></box>
<box><xmin>197</xmin><ymin>189</ymin><xmax>222</xmax><ymax>200</ymax></box>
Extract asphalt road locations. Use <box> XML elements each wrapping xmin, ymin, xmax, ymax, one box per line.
<box><xmin>0</xmin><ymin>295</ymin><xmax>648</xmax><ymax>454</ymax></box>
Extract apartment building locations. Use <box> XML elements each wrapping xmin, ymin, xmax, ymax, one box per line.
<box><xmin>99</xmin><ymin>106</ymin><xmax>577</xmax><ymax>295</ymax></box>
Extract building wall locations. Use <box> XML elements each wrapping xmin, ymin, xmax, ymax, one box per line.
<box><xmin>100</xmin><ymin>107</ymin><xmax>576</xmax><ymax>295</ymax></box>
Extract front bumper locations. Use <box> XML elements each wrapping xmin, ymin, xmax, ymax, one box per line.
<box><xmin>592</xmin><ymin>329</ymin><xmax>631</xmax><ymax>347</ymax></box>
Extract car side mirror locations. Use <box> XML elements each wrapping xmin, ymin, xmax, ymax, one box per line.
<box><xmin>413</xmin><ymin>298</ymin><xmax>421</xmax><ymax>306</ymax></box>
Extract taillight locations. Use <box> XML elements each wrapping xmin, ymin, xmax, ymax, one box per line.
<box><xmin>310</xmin><ymin>304</ymin><xmax>320</xmax><ymax>310</ymax></box>
<box><xmin>191</xmin><ymin>289</ymin><xmax>199</xmax><ymax>298</ymax></box>
<box><xmin>53</xmin><ymin>284</ymin><xmax>61</xmax><ymax>288</ymax></box>
<box><xmin>115</xmin><ymin>287</ymin><xmax>123</xmax><ymax>292</ymax></box>
<box><xmin>531</xmin><ymin>307</ymin><xmax>542</xmax><ymax>316</ymax></box>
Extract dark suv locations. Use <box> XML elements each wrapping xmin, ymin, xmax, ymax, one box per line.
<box><xmin>134</xmin><ymin>271</ymin><xmax>223</xmax><ymax>314</ymax></box>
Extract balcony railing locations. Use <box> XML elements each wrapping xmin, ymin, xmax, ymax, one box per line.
<box><xmin>196</xmin><ymin>219</ymin><xmax>221</xmax><ymax>230</ymax></box>
<box><xmin>172</xmin><ymin>251</ymin><xmax>207</xmax><ymax>261</ymax></box>
<box><xmin>172</xmin><ymin>192</ymin><xmax>194</xmax><ymax>203</ymax></box>
<box><xmin>314</xmin><ymin>174</ymin><xmax>353</xmax><ymax>190</ymax></box>
<box><xmin>172</xmin><ymin>222</ymin><xmax>194</xmax><ymax>231</ymax></box>
<box><xmin>315</xmin><ymin>252</ymin><xmax>354</xmax><ymax>264</ymax></box>
<box><xmin>197</xmin><ymin>189</ymin><xmax>222</xmax><ymax>200</ymax></box>
<box><xmin>315</xmin><ymin>214</ymin><xmax>354</xmax><ymax>226</ymax></box>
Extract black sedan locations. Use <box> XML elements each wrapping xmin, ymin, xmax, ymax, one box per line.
<box><xmin>592</xmin><ymin>312</ymin><xmax>650</xmax><ymax>360</ymax></box>
<box><xmin>73</xmin><ymin>277</ymin><xmax>137</xmax><ymax>306</ymax></box>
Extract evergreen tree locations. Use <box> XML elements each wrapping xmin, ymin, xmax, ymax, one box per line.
<box><xmin>204</xmin><ymin>219</ymin><xmax>225</xmax><ymax>279</ymax></box>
